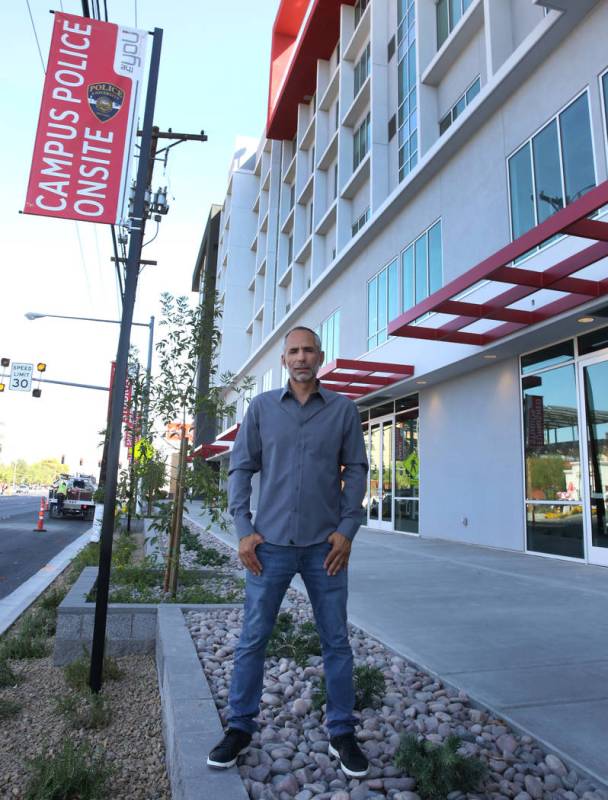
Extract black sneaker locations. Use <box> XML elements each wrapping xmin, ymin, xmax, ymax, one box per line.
<box><xmin>207</xmin><ymin>728</ymin><xmax>252</xmax><ymax>769</ymax></box>
<box><xmin>329</xmin><ymin>732</ymin><xmax>369</xmax><ymax>778</ymax></box>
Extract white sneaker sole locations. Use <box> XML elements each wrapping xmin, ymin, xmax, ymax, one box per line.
<box><xmin>328</xmin><ymin>743</ymin><xmax>370</xmax><ymax>778</ymax></box>
<box><xmin>206</xmin><ymin>746</ymin><xmax>249</xmax><ymax>769</ymax></box>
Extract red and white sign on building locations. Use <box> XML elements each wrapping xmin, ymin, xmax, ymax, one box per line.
<box><xmin>24</xmin><ymin>12</ymin><xmax>147</xmax><ymax>225</ymax></box>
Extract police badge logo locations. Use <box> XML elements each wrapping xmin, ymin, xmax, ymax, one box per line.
<box><xmin>87</xmin><ymin>83</ymin><xmax>125</xmax><ymax>122</ymax></box>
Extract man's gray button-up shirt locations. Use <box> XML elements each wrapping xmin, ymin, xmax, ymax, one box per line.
<box><xmin>228</xmin><ymin>383</ymin><xmax>369</xmax><ymax>546</ymax></box>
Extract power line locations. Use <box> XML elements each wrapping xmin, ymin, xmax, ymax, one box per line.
<box><xmin>24</xmin><ymin>0</ymin><xmax>46</xmax><ymax>74</ymax></box>
<box><xmin>74</xmin><ymin>222</ymin><xmax>96</xmax><ymax>310</ymax></box>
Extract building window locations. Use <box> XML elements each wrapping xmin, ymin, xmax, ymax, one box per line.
<box><xmin>287</xmin><ymin>235</ymin><xmax>293</xmax><ymax>265</ymax></box>
<box><xmin>367</xmin><ymin>258</ymin><xmax>399</xmax><ymax>350</ymax></box>
<box><xmin>354</xmin><ymin>43</ymin><xmax>371</xmax><ymax>98</ymax></box>
<box><xmin>397</xmin><ymin>0</ymin><xmax>417</xmax><ymax>181</ymax></box>
<box><xmin>354</xmin><ymin>0</ymin><xmax>369</xmax><ymax>28</ymax></box>
<box><xmin>367</xmin><ymin>221</ymin><xmax>442</xmax><ymax>350</ymax></box>
<box><xmin>311</xmin><ymin>146</ymin><xmax>315</xmax><ymax>172</ymax></box>
<box><xmin>352</xmin><ymin>207</ymin><xmax>370</xmax><ymax>237</ymax></box>
<box><xmin>333</xmin><ymin>163</ymin><xmax>339</xmax><ymax>199</ymax></box>
<box><xmin>439</xmin><ymin>76</ymin><xmax>480</xmax><ymax>135</ymax></box>
<box><xmin>520</xmin><ymin>342</ymin><xmax>584</xmax><ymax>559</ymax></box>
<box><xmin>289</xmin><ymin>183</ymin><xmax>295</xmax><ymax>210</ymax></box>
<box><xmin>401</xmin><ymin>221</ymin><xmax>442</xmax><ymax>309</ymax></box>
<box><xmin>318</xmin><ymin>309</ymin><xmax>340</xmax><ymax>363</ymax></box>
<box><xmin>508</xmin><ymin>91</ymin><xmax>595</xmax><ymax>242</ymax></box>
<box><xmin>601</xmin><ymin>69</ymin><xmax>608</xmax><ymax>146</ymax></box>
<box><xmin>335</xmin><ymin>100</ymin><xmax>340</xmax><ymax>131</ymax></box>
<box><xmin>309</xmin><ymin>202</ymin><xmax>314</xmax><ymax>234</ymax></box>
<box><xmin>243</xmin><ymin>383</ymin><xmax>256</xmax><ymax>414</ymax></box>
<box><xmin>353</xmin><ymin>113</ymin><xmax>371</xmax><ymax>171</ymax></box>
<box><xmin>437</xmin><ymin>0</ymin><xmax>473</xmax><ymax>49</ymax></box>
<box><xmin>262</xmin><ymin>369</ymin><xmax>272</xmax><ymax>393</ymax></box>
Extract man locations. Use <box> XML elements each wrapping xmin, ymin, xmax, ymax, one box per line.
<box><xmin>207</xmin><ymin>327</ymin><xmax>369</xmax><ymax>778</ymax></box>
<box><xmin>56</xmin><ymin>478</ymin><xmax>68</xmax><ymax>514</ymax></box>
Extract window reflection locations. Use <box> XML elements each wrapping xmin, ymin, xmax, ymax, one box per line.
<box><xmin>522</xmin><ymin>364</ymin><xmax>584</xmax><ymax>558</ymax></box>
<box><xmin>583</xmin><ymin>363</ymin><xmax>608</xmax><ymax>550</ymax></box>
<box><xmin>394</xmin><ymin>410</ymin><xmax>419</xmax><ymax>533</ymax></box>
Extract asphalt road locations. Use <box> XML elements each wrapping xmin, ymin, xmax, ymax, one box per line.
<box><xmin>0</xmin><ymin>496</ymin><xmax>90</xmax><ymax>600</ymax></box>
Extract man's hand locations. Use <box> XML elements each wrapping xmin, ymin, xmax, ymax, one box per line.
<box><xmin>324</xmin><ymin>532</ymin><xmax>352</xmax><ymax>576</ymax></box>
<box><xmin>239</xmin><ymin>532</ymin><xmax>265</xmax><ymax>575</ymax></box>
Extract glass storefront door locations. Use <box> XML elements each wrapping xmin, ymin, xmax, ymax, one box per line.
<box><xmin>578</xmin><ymin>354</ymin><xmax>608</xmax><ymax>566</ymax></box>
<box><xmin>367</xmin><ymin>416</ymin><xmax>393</xmax><ymax>529</ymax></box>
<box><xmin>394</xmin><ymin>410</ymin><xmax>419</xmax><ymax>533</ymax></box>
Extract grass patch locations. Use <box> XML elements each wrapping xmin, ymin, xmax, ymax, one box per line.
<box><xmin>87</xmin><ymin>566</ymin><xmax>244</xmax><ymax>604</ymax></box>
<box><xmin>0</xmin><ymin>698</ymin><xmax>22</xmax><ymax>719</ymax></box>
<box><xmin>0</xmin><ymin>658</ymin><xmax>20</xmax><ymax>688</ymax></box>
<box><xmin>394</xmin><ymin>734</ymin><xmax>487</xmax><ymax>800</ymax></box>
<box><xmin>55</xmin><ymin>692</ymin><xmax>112</xmax><ymax>730</ymax></box>
<box><xmin>24</xmin><ymin>739</ymin><xmax>110</xmax><ymax>800</ymax></box>
<box><xmin>63</xmin><ymin>654</ymin><xmax>123</xmax><ymax>692</ymax></box>
<box><xmin>38</xmin><ymin>586</ymin><xmax>68</xmax><ymax>611</ymax></box>
<box><xmin>0</xmin><ymin>633</ymin><xmax>49</xmax><ymax>661</ymax></box>
<box><xmin>266</xmin><ymin>613</ymin><xmax>322</xmax><ymax>667</ymax></box>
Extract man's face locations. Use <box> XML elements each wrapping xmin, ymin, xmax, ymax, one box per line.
<box><xmin>282</xmin><ymin>329</ymin><xmax>324</xmax><ymax>384</ymax></box>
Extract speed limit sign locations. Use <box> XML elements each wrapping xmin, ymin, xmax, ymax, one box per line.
<box><xmin>9</xmin><ymin>362</ymin><xmax>34</xmax><ymax>392</ymax></box>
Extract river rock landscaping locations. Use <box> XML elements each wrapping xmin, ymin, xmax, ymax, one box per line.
<box><xmin>185</xmin><ymin>531</ymin><xmax>608</xmax><ymax>800</ymax></box>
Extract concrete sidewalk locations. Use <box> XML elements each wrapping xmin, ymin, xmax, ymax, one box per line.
<box><xmin>185</xmin><ymin>505</ymin><xmax>608</xmax><ymax>788</ymax></box>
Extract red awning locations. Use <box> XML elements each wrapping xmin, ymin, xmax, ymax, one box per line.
<box><xmin>319</xmin><ymin>358</ymin><xmax>414</xmax><ymax>399</ymax></box>
<box><xmin>267</xmin><ymin>0</ymin><xmax>355</xmax><ymax>140</ymax></box>
<box><xmin>388</xmin><ymin>180</ymin><xmax>608</xmax><ymax>345</ymax></box>
<box><xmin>187</xmin><ymin>443</ymin><xmax>229</xmax><ymax>462</ymax></box>
<box><xmin>215</xmin><ymin>423</ymin><xmax>240</xmax><ymax>442</ymax></box>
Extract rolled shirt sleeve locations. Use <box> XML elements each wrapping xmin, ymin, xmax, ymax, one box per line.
<box><xmin>228</xmin><ymin>400</ymin><xmax>262</xmax><ymax>540</ymax></box>
<box><xmin>336</xmin><ymin>402</ymin><xmax>369</xmax><ymax>541</ymax></box>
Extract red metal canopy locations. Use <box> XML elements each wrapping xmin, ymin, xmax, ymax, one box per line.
<box><xmin>187</xmin><ymin>443</ymin><xmax>229</xmax><ymax>462</ymax></box>
<box><xmin>267</xmin><ymin>0</ymin><xmax>354</xmax><ymax>140</ymax></box>
<box><xmin>215</xmin><ymin>423</ymin><xmax>240</xmax><ymax>442</ymax></box>
<box><xmin>388</xmin><ymin>180</ymin><xmax>608</xmax><ymax>345</ymax></box>
<box><xmin>319</xmin><ymin>358</ymin><xmax>414</xmax><ymax>399</ymax></box>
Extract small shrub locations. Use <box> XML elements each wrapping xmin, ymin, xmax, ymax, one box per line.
<box><xmin>312</xmin><ymin>664</ymin><xmax>386</xmax><ymax>712</ymax></box>
<box><xmin>0</xmin><ymin>698</ymin><xmax>22</xmax><ymax>719</ymax></box>
<box><xmin>24</xmin><ymin>739</ymin><xmax>110</xmax><ymax>800</ymax></box>
<box><xmin>267</xmin><ymin>613</ymin><xmax>322</xmax><ymax>666</ymax></box>
<box><xmin>112</xmin><ymin>533</ymin><xmax>137</xmax><ymax>568</ymax></box>
<box><xmin>394</xmin><ymin>734</ymin><xmax>487</xmax><ymax>800</ymax></box>
<box><xmin>39</xmin><ymin>586</ymin><xmax>68</xmax><ymax>611</ymax></box>
<box><xmin>0</xmin><ymin>659</ymin><xmax>19</xmax><ymax>688</ymax></box>
<box><xmin>55</xmin><ymin>692</ymin><xmax>112</xmax><ymax>730</ymax></box>
<box><xmin>180</xmin><ymin>526</ymin><xmax>230</xmax><ymax>567</ymax></box>
<box><xmin>354</xmin><ymin>664</ymin><xmax>386</xmax><ymax>710</ymax></box>
<box><xmin>63</xmin><ymin>654</ymin><xmax>123</xmax><ymax>691</ymax></box>
<box><xmin>21</xmin><ymin>608</ymin><xmax>56</xmax><ymax>639</ymax></box>
<box><xmin>0</xmin><ymin>634</ymin><xmax>49</xmax><ymax>661</ymax></box>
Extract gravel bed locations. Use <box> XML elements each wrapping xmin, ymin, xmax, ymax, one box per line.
<box><xmin>186</xmin><ymin>586</ymin><xmax>608</xmax><ymax>800</ymax></box>
<box><xmin>158</xmin><ymin>516</ymin><xmax>241</xmax><ymax>571</ymax></box>
<box><xmin>0</xmin><ymin>652</ymin><xmax>170</xmax><ymax>800</ymax></box>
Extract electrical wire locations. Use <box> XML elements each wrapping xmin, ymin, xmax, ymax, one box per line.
<box><xmin>74</xmin><ymin>222</ymin><xmax>96</xmax><ymax>311</ymax></box>
<box><xmin>25</xmin><ymin>0</ymin><xmax>46</xmax><ymax>74</ymax></box>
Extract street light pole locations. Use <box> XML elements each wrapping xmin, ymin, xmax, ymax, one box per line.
<box><xmin>89</xmin><ymin>27</ymin><xmax>163</xmax><ymax>693</ymax></box>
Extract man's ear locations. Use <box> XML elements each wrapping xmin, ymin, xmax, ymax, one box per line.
<box><xmin>319</xmin><ymin>349</ymin><xmax>325</xmax><ymax>366</ymax></box>
<box><xmin>280</xmin><ymin>353</ymin><xmax>286</xmax><ymax>366</ymax></box>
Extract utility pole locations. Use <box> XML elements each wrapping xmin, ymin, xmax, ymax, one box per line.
<box><xmin>89</xmin><ymin>28</ymin><xmax>163</xmax><ymax>694</ymax></box>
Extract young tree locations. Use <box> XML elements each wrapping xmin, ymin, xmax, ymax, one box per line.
<box><xmin>150</xmin><ymin>292</ymin><xmax>245</xmax><ymax>596</ymax></box>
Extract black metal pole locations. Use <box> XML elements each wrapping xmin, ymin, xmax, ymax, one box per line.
<box><xmin>89</xmin><ymin>27</ymin><xmax>163</xmax><ymax>693</ymax></box>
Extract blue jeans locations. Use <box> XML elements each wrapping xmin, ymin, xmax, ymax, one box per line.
<box><xmin>228</xmin><ymin>540</ymin><xmax>356</xmax><ymax>737</ymax></box>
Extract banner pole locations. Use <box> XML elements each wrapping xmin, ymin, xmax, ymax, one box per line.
<box><xmin>89</xmin><ymin>27</ymin><xmax>163</xmax><ymax>693</ymax></box>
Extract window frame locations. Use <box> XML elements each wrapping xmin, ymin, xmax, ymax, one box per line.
<box><xmin>439</xmin><ymin>75</ymin><xmax>481</xmax><ymax>135</ymax></box>
<box><xmin>353</xmin><ymin>113</ymin><xmax>371</xmax><ymax>171</ymax></box>
<box><xmin>366</xmin><ymin>219</ymin><xmax>443</xmax><ymax>352</ymax></box>
<box><xmin>352</xmin><ymin>207</ymin><xmax>370</xmax><ymax>237</ymax></box>
<box><xmin>354</xmin><ymin>43</ymin><xmax>371</xmax><ymax>98</ymax></box>
<box><xmin>506</xmin><ymin>87</ymin><xmax>597</xmax><ymax>248</ymax></box>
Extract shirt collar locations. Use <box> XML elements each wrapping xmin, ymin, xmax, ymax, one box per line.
<box><xmin>281</xmin><ymin>379</ymin><xmax>328</xmax><ymax>403</ymax></box>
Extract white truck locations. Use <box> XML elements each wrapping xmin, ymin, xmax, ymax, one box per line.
<box><xmin>49</xmin><ymin>474</ymin><xmax>96</xmax><ymax>521</ymax></box>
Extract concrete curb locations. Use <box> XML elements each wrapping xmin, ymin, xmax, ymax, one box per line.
<box><xmin>156</xmin><ymin>605</ymin><xmax>248</xmax><ymax>800</ymax></box>
<box><xmin>0</xmin><ymin>529</ymin><xmax>92</xmax><ymax>637</ymax></box>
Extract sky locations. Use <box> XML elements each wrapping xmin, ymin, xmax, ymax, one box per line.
<box><xmin>0</xmin><ymin>0</ymin><xmax>280</xmax><ymax>476</ymax></box>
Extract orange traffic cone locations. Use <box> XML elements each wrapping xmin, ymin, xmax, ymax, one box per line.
<box><xmin>34</xmin><ymin>497</ymin><xmax>47</xmax><ymax>532</ymax></box>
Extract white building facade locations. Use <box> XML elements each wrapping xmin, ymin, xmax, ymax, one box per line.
<box><xmin>211</xmin><ymin>0</ymin><xmax>608</xmax><ymax>567</ymax></box>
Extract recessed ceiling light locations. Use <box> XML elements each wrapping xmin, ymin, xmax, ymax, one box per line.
<box><xmin>577</xmin><ymin>316</ymin><xmax>595</xmax><ymax>324</ymax></box>
<box><xmin>483</xmin><ymin>354</ymin><xmax>497</xmax><ymax>359</ymax></box>
<box><xmin>415</xmin><ymin>380</ymin><xmax>427</xmax><ymax>385</ymax></box>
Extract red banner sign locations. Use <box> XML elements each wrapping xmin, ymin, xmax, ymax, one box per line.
<box><xmin>24</xmin><ymin>12</ymin><xmax>146</xmax><ymax>225</ymax></box>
